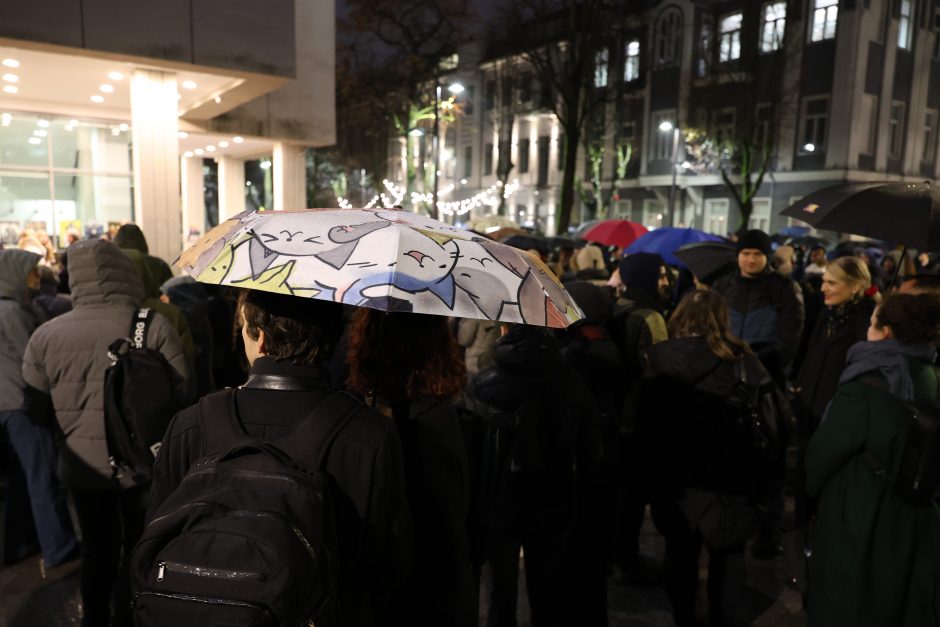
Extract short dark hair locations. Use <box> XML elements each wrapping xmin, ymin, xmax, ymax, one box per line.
<box><xmin>875</xmin><ymin>293</ymin><xmax>940</xmax><ymax>346</ymax></box>
<box><xmin>237</xmin><ymin>289</ymin><xmax>343</xmax><ymax>366</ymax></box>
<box><xmin>906</xmin><ymin>274</ymin><xmax>940</xmax><ymax>295</ymax></box>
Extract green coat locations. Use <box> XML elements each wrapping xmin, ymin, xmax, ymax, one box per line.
<box><xmin>806</xmin><ymin>359</ymin><xmax>940</xmax><ymax>627</ymax></box>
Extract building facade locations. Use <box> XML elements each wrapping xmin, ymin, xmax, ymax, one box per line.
<box><xmin>388</xmin><ymin>0</ymin><xmax>940</xmax><ymax>236</ymax></box>
<box><xmin>0</xmin><ymin>0</ymin><xmax>335</xmax><ymax>263</ymax></box>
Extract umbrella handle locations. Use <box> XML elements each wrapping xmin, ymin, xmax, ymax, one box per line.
<box><xmin>888</xmin><ymin>245</ymin><xmax>906</xmax><ymax>292</ymax></box>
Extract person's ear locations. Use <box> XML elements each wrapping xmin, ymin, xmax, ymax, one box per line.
<box><xmin>881</xmin><ymin>324</ymin><xmax>894</xmax><ymax>340</ymax></box>
<box><xmin>257</xmin><ymin>329</ymin><xmax>268</xmax><ymax>355</ymax></box>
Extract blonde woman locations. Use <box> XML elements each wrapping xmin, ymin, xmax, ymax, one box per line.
<box><xmin>795</xmin><ymin>256</ymin><xmax>878</xmax><ymax>430</ymax></box>
<box><xmin>793</xmin><ymin>255</ymin><xmax>877</xmax><ymax>525</ymax></box>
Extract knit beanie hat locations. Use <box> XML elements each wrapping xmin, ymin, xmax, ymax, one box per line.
<box><xmin>618</xmin><ymin>252</ymin><xmax>664</xmax><ymax>296</ymax></box>
<box><xmin>736</xmin><ymin>229</ymin><xmax>772</xmax><ymax>258</ymax></box>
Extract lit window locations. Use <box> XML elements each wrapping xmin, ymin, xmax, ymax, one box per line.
<box><xmin>800</xmin><ymin>97</ymin><xmax>829</xmax><ymax>154</ymax></box>
<box><xmin>624</xmin><ymin>40</ymin><xmax>640</xmax><ymax>82</ymax></box>
<box><xmin>811</xmin><ymin>0</ymin><xmax>838</xmax><ymax>42</ymax></box>
<box><xmin>719</xmin><ymin>13</ymin><xmax>743</xmax><ymax>62</ymax></box>
<box><xmin>923</xmin><ymin>111</ymin><xmax>937</xmax><ymax>163</ymax></box>
<box><xmin>594</xmin><ymin>48</ymin><xmax>609</xmax><ymax>88</ymax></box>
<box><xmin>898</xmin><ymin>0</ymin><xmax>913</xmax><ymax>50</ymax></box>
<box><xmin>651</xmin><ymin>110</ymin><xmax>676</xmax><ymax>161</ymax></box>
<box><xmin>889</xmin><ymin>102</ymin><xmax>905</xmax><ymax>160</ymax></box>
<box><xmin>654</xmin><ymin>8</ymin><xmax>682</xmax><ymax>68</ymax></box>
<box><xmin>761</xmin><ymin>2</ymin><xmax>787</xmax><ymax>53</ymax></box>
<box><xmin>697</xmin><ymin>16</ymin><xmax>714</xmax><ymax>77</ymax></box>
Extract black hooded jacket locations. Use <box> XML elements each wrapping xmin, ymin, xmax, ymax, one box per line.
<box><xmin>638</xmin><ymin>337</ymin><xmax>773</xmax><ymax>499</ymax></box>
<box><xmin>467</xmin><ymin>325</ymin><xmax>600</xmax><ymax>538</ymax></box>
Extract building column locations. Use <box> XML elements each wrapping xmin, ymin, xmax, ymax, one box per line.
<box><xmin>130</xmin><ymin>69</ymin><xmax>181</xmax><ymax>265</ymax></box>
<box><xmin>273</xmin><ymin>142</ymin><xmax>307</xmax><ymax>210</ymax></box>
<box><xmin>180</xmin><ymin>156</ymin><xmax>206</xmax><ymax>241</ymax></box>
<box><xmin>218</xmin><ymin>157</ymin><xmax>246</xmax><ymax>221</ymax></box>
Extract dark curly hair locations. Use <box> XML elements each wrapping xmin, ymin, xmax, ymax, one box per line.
<box><xmin>874</xmin><ymin>293</ymin><xmax>940</xmax><ymax>346</ymax></box>
<box><xmin>346</xmin><ymin>308</ymin><xmax>466</xmax><ymax>403</ymax></box>
<box><xmin>237</xmin><ymin>289</ymin><xmax>344</xmax><ymax>366</ymax></box>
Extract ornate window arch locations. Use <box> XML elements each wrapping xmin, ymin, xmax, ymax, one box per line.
<box><xmin>654</xmin><ymin>7</ymin><xmax>683</xmax><ymax>68</ymax></box>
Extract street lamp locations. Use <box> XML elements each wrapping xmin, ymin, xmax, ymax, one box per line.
<box><xmin>659</xmin><ymin>120</ymin><xmax>681</xmax><ymax>228</ymax></box>
<box><xmin>432</xmin><ymin>80</ymin><xmax>464</xmax><ymax>221</ymax></box>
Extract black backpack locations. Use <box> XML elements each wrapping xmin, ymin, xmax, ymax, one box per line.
<box><xmin>104</xmin><ymin>308</ymin><xmax>180</xmax><ymax>487</ymax></box>
<box><xmin>131</xmin><ymin>389</ymin><xmax>361</xmax><ymax>627</ymax></box>
<box><xmin>860</xmin><ymin>373</ymin><xmax>940</xmax><ymax>507</ymax></box>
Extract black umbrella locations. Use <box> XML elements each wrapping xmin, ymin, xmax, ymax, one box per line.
<box><xmin>673</xmin><ymin>241</ymin><xmax>737</xmax><ymax>283</ymax></box>
<box><xmin>786</xmin><ymin>235</ymin><xmax>830</xmax><ymax>249</ymax></box>
<box><xmin>780</xmin><ymin>182</ymin><xmax>940</xmax><ymax>250</ymax></box>
<box><xmin>501</xmin><ymin>234</ymin><xmax>551</xmax><ymax>254</ymax></box>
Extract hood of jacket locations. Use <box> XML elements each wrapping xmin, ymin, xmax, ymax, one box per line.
<box><xmin>492</xmin><ymin>324</ymin><xmax>562</xmax><ymax>377</ymax></box>
<box><xmin>123</xmin><ymin>248</ymin><xmax>161</xmax><ymax>299</ymax></box>
<box><xmin>113</xmin><ymin>223</ymin><xmax>149</xmax><ymax>254</ymax></box>
<box><xmin>646</xmin><ymin>336</ymin><xmax>746</xmax><ymax>397</ymax></box>
<box><xmin>161</xmin><ymin>275</ymin><xmax>209</xmax><ymax>315</ymax></box>
<box><xmin>68</xmin><ymin>239</ymin><xmax>144</xmax><ymax>307</ymax></box>
<box><xmin>0</xmin><ymin>249</ymin><xmax>40</xmax><ymax>300</ymax></box>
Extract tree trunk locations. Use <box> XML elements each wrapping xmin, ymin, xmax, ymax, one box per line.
<box><xmin>736</xmin><ymin>195</ymin><xmax>753</xmax><ymax>234</ymax></box>
<box><xmin>558</xmin><ymin>127</ymin><xmax>581</xmax><ymax>233</ymax></box>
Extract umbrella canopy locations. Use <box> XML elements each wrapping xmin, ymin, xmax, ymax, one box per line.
<box><xmin>624</xmin><ymin>227</ymin><xmax>724</xmax><ymax>266</ymax></box>
<box><xmin>581</xmin><ymin>219</ymin><xmax>649</xmax><ymax>248</ymax></box>
<box><xmin>467</xmin><ymin>215</ymin><xmax>519</xmax><ymax>233</ymax></box>
<box><xmin>176</xmin><ymin>208</ymin><xmax>584</xmax><ymax>329</ymax></box>
<box><xmin>571</xmin><ymin>219</ymin><xmax>601</xmax><ymax>239</ymax></box>
<box><xmin>785</xmin><ymin>235</ymin><xmax>830</xmax><ymax>249</ymax></box>
<box><xmin>780</xmin><ymin>182</ymin><xmax>940</xmax><ymax>250</ymax></box>
<box><xmin>501</xmin><ymin>233</ymin><xmax>551</xmax><ymax>254</ymax></box>
<box><xmin>776</xmin><ymin>225</ymin><xmax>810</xmax><ymax>238</ymax></box>
<box><xmin>673</xmin><ymin>242</ymin><xmax>737</xmax><ymax>283</ymax></box>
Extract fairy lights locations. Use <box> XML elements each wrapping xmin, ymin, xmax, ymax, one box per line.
<box><xmin>336</xmin><ymin>178</ymin><xmax>521</xmax><ymax>217</ymax></box>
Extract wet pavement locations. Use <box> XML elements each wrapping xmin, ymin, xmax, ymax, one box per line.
<box><xmin>0</xmin><ymin>500</ymin><xmax>806</xmax><ymax>627</ymax></box>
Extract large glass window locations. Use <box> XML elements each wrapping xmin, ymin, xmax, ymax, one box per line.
<box><xmin>811</xmin><ymin>0</ymin><xmax>838</xmax><ymax>42</ymax></box>
<box><xmin>720</xmin><ymin>13</ymin><xmax>743</xmax><ymax>62</ymax></box>
<box><xmin>0</xmin><ymin>112</ymin><xmax>133</xmax><ymax>246</ymax></box>
<box><xmin>800</xmin><ymin>96</ymin><xmax>829</xmax><ymax>154</ymax></box>
<box><xmin>889</xmin><ymin>101</ymin><xmax>906</xmax><ymax>160</ymax></box>
<box><xmin>761</xmin><ymin>2</ymin><xmax>787</xmax><ymax>53</ymax></box>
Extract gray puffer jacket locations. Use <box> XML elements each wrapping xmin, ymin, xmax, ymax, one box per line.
<box><xmin>0</xmin><ymin>249</ymin><xmax>42</xmax><ymax>412</ymax></box>
<box><xmin>22</xmin><ymin>240</ymin><xmax>195</xmax><ymax>490</ymax></box>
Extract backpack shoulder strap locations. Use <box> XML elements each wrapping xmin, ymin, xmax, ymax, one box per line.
<box><xmin>129</xmin><ymin>308</ymin><xmax>156</xmax><ymax>349</ymax></box>
<box><xmin>198</xmin><ymin>389</ymin><xmax>248</xmax><ymax>456</ymax></box>
<box><xmin>276</xmin><ymin>391</ymin><xmax>364</xmax><ymax>469</ymax></box>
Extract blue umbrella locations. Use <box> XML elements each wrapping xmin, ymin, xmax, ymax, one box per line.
<box><xmin>777</xmin><ymin>225</ymin><xmax>810</xmax><ymax>238</ymax></box>
<box><xmin>624</xmin><ymin>227</ymin><xmax>724</xmax><ymax>267</ymax></box>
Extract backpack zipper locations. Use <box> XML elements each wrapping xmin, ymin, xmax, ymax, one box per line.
<box><xmin>157</xmin><ymin>560</ymin><xmax>266</xmax><ymax>582</ymax></box>
<box><xmin>148</xmin><ymin>501</ymin><xmax>319</xmax><ymax>565</ymax></box>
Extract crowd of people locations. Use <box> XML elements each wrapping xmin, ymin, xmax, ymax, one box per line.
<box><xmin>1</xmin><ymin>220</ymin><xmax>940</xmax><ymax>627</ymax></box>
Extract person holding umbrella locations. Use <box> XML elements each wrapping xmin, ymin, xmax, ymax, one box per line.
<box><xmin>145</xmin><ymin>290</ymin><xmax>413</xmax><ymax>627</ymax></box>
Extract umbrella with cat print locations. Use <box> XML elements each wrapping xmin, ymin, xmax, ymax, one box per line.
<box><xmin>175</xmin><ymin>208</ymin><xmax>584</xmax><ymax>329</ymax></box>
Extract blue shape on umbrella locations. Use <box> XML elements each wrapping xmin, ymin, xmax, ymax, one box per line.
<box><xmin>624</xmin><ymin>227</ymin><xmax>724</xmax><ymax>267</ymax></box>
<box><xmin>777</xmin><ymin>225</ymin><xmax>810</xmax><ymax>237</ymax></box>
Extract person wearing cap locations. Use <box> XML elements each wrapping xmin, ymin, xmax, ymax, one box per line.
<box><xmin>712</xmin><ymin>229</ymin><xmax>804</xmax><ymax>384</ymax></box>
<box><xmin>712</xmin><ymin>229</ymin><xmax>803</xmax><ymax>560</ymax></box>
<box><xmin>607</xmin><ymin>252</ymin><xmax>669</xmax><ymax>583</ymax></box>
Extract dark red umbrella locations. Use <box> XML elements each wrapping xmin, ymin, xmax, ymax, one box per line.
<box><xmin>580</xmin><ymin>219</ymin><xmax>648</xmax><ymax>248</ymax></box>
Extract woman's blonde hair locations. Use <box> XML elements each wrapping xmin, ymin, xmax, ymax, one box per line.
<box><xmin>668</xmin><ymin>288</ymin><xmax>753</xmax><ymax>361</ymax></box>
<box><xmin>826</xmin><ymin>256</ymin><xmax>873</xmax><ymax>301</ymax></box>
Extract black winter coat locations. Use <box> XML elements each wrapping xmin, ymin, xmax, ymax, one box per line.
<box><xmin>466</xmin><ymin>325</ymin><xmax>601</xmax><ymax>539</ymax></box>
<box><xmin>386</xmin><ymin>397</ymin><xmax>476</xmax><ymax>627</ymax></box>
<box><xmin>147</xmin><ymin>357</ymin><xmax>412</xmax><ymax>627</ymax></box>
<box><xmin>795</xmin><ymin>298</ymin><xmax>875</xmax><ymax>423</ymax></box>
<box><xmin>638</xmin><ymin>337</ymin><xmax>773</xmax><ymax>499</ymax></box>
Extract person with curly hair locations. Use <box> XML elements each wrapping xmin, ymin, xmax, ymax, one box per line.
<box><xmin>346</xmin><ymin>307</ymin><xmax>476</xmax><ymax>627</ymax></box>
